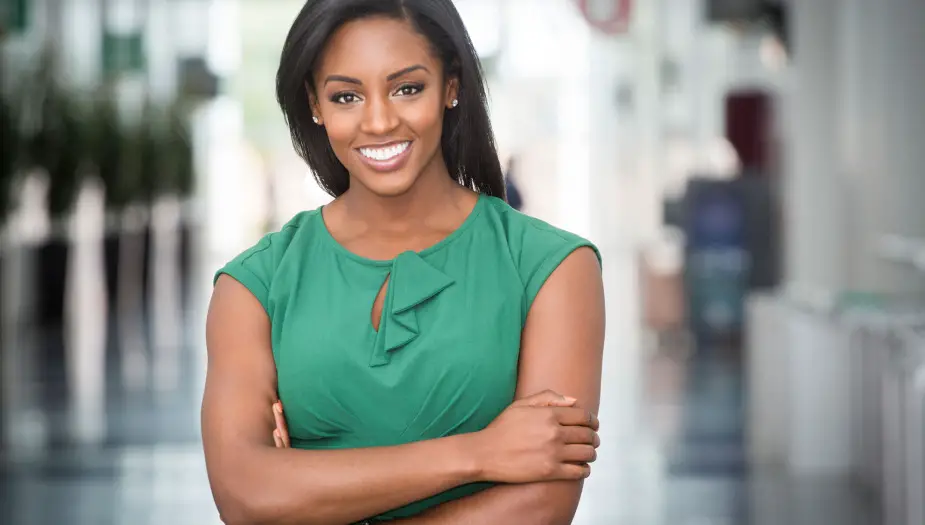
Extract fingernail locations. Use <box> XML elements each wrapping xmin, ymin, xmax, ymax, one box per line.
<box><xmin>564</xmin><ymin>396</ymin><xmax>577</xmax><ymax>403</ymax></box>
<box><xmin>274</xmin><ymin>403</ymin><xmax>281</xmax><ymax>414</ymax></box>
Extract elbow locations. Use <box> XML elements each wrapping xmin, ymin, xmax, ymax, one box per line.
<box><xmin>530</xmin><ymin>481</ymin><xmax>584</xmax><ymax>525</ymax></box>
<box><xmin>532</xmin><ymin>505</ymin><xmax>578</xmax><ymax>525</ymax></box>
<box><xmin>212</xmin><ymin>488</ymin><xmax>269</xmax><ymax>525</ymax></box>
<box><xmin>539</xmin><ymin>507</ymin><xmax>580</xmax><ymax>525</ymax></box>
<box><xmin>215</xmin><ymin>504</ymin><xmax>251</xmax><ymax>525</ymax></box>
<box><xmin>207</xmin><ymin>453</ymin><xmax>291</xmax><ymax>525</ymax></box>
<box><xmin>213</xmin><ymin>482</ymin><xmax>328</xmax><ymax>525</ymax></box>
<box><xmin>211</xmin><ymin>478</ymin><xmax>287</xmax><ymax>525</ymax></box>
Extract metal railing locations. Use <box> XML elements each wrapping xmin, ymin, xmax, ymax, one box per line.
<box><xmin>844</xmin><ymin>304</ymin><xmax>925</xmax><ymax>525</ymax></box>
<box><xmin>903</xmin><ymin>326</ymin><xmax>925</xmax><ymax>525</ymax></box>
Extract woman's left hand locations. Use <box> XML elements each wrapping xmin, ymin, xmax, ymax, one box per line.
<box><xmin>272</xmin><ymin>401</ymin><xmax>290</xmax><ymax>448</ymax></box>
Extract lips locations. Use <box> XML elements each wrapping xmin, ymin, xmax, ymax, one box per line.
<box><xmin>355</xmin><ymin>141</ymin><xmax>413</xmax><ymax>173</ymax></box>
<box><xmin>359</xmin><ymin>141</ymin><xmax>410</xmax><ymax>161</ymax></box>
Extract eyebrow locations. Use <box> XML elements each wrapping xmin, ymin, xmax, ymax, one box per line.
<box><xmin>323</xmin><ymin>64</ymin><xmax>429</xmax><ymax>86</ymax></box>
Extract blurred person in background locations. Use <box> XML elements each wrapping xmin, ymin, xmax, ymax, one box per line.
<box><xmin>504</xmin><ymin>156</ymin><xmax>524</xmax><ymax>212</ymax></box>
<box><xmin>202</xmin><ymin>0</ymin><xmax>605</xmax><ymax>523</ymax></box>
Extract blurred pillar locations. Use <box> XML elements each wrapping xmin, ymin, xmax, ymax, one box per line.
<box><xmin>58</xmin><ymin>0</ymin><xmax>103</xmax><ymax>90</ymax></box>
<box><xmin>143</xmin><ymin>0</ymin><xmax>177</xmax><ymax>103</ymax></box>
<box><xmin>839</xmin><ymin>0</ymin><xmax>925</xmax><ymax>293</ymax></box>
<box><xmin>781</xmin><ymin>0</ymin><xmax>849</xmax><ymax>300</ymax></box>
<box><xmin>554</xmin><ymin>4</ymin><xmax>592</xmax><ymax>239</ymax></box>
<box><xmin>628</xmin><ymin>0</ymin><xmax>663</xmax><ymax>245</ymax></box>
<box><xmin>785</xmin><ymin>0</ymin><xmax>925</xmax><ymax>296</ymax></box>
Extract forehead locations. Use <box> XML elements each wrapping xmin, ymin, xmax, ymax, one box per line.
<box><xmin>316</xmin><ymin>16</ymin><xmax>441</xmax><ymax>79</ymax></box>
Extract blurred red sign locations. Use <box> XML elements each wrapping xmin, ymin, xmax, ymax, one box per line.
<box><xmin>575</xmin><ymin>0</ymin><xmax>632</xmax><ymax>35</ymax></box>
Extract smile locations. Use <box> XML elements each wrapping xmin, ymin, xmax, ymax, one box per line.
<box><xmin>359</xmin><ymin>141</ymin><xmax>411</xmax><ymax>161</ymax></box>
<box><xmin>355</xmin><ymin>141</ymin><xmax>413</xmax><ymax>173</ymax></box>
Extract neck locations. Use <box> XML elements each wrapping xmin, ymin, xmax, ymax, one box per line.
<box><xmin>340</xmin><ymin>156</ymin><xmax>463</xmax><ymax>233</ymax></box>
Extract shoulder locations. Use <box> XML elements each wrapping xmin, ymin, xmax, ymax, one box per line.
<box><xmin>213</xmin><ymin>209</ymin><xmax>321</xmax><ymax>312</ymax></box>
<box><xmin>245</xmin><ymin>210</ymin><xmax>317</xmax><ymax>258</ymax></box>
<box><xmin>479</xmin><ymin>196</ymin><xmax>602</xmax><ymax>269</ymax></box>
<box><xmin>478</xmin><ymin>196</ymin><xmax>602</xmax><ymax>311</ymax></box>
<box><xmin>222</xmin><ymin>209</ymin><xmax>318</xmax><ymax>272</ymax></box>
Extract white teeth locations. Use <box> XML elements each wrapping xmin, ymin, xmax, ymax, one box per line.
<box><xmin>359</xmin><ymin>142</ymin><xmax>409</xmax><ymax>161</ymax></box>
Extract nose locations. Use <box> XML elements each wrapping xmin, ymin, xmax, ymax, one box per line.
<box><xmin>360</xmin><ymin>93</ymin><xmax>400</xmax><ymax>136</ymax></box>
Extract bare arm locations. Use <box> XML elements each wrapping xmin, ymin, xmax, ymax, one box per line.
<box><xmin>400</xmin><ymin>247</ymin><xmax>606</xmax><ymax>524</ymax></box>
<box><xmin>202</xmin><ymin>275</ymin><xmax>481</xmax><ymax>525</ymax></box>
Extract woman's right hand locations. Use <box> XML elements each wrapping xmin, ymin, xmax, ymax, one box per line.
<box><xmin>470</xmin><ymin>390</ymin><xmax>600</xmax><ymax>484</ymax></box>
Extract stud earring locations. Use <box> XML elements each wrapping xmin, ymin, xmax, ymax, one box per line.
<box><xmin>451</xmin><ymin>99</ymin><xmax>459</xmax><ymax>108</ymax></box>
<box><xmin>312</xmin><ymin>116</ymin><xmax>320</xmax><ymax>124</ymax></box>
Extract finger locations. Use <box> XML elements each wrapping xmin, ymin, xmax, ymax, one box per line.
<box><xmin>535</xmin><ymin>397</ymin><xmax>577</xmax><ymax>408</ymax></box>
<box><xmin>552</xmin><ymin>407</ymin><xmax>599</xmax><ymax>430</ymax></box>
<box><xmin>560</xmin><ymin>426</ymin><xmax>599</xmax><ymax>446</ymax></box>
<box><xmin>556</xmin><ymin>462</ymin><xmax>592</xmax><ymax>481</ymax></box>
<box><xmin>273</xmin><ymin>402</ymin><xmax>285</xmax><ymax>431</ymax></box>
<box><xmin>273</xmin><ymin>429</ymin><xmax>283</xmax><ymax>448</ymax></box>
<box><xmin>513</xmin><ymin>390</ymin><xmax>577</xmax><ymax>408</ymax></box>
<box><xmin>273</xmin><ymin>402</ymin><xmax>291</xmax><ymax>448</ymax></box>
<box><xmin>277</xmin><ymin>403</ymin><xmax>291</xmax><ymax>448</ymax></box>
<box><xmin>561</xmin><ymin>444</ymin><xmax>597</xmax><ymax>464</ymax></box>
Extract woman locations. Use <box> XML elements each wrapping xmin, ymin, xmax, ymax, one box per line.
<box><xmin>201</xmin><ymin>1</ymin><xmax>606</xmax><ymax>524</ymax></box>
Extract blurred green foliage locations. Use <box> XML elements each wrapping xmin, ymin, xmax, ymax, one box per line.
<box><xmin>1</xmin><ymin>50</ymin><xmax>195</xmax><ymax>221</ymax></box>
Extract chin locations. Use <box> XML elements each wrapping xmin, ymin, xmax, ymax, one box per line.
<box><xmin>354</xmin><ymin>170</ymin><xmax>420</xmax><ymax>198</ymax></box>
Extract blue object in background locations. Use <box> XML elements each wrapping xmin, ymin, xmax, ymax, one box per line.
<box><xmin>684</xmin><ymin>179</ymin><xmax>751</xmax><ymax>341</ymax></box>
<box><xmin>506</xmin><ymin>177</ymin><xmax>523</xmax><ymax>211</ymax></box>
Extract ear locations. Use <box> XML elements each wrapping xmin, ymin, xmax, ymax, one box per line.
<box><xmin>445</xmin><ymin>76</ymin><xmax>459</xmax><ymax>109</ymax></box>
<box><xmin>305</xmin><ymin>81</ymin><xmax>323</xmax><ymax>125</ymax></box>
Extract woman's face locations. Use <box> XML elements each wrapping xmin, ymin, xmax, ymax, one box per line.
<box><xmin>311</xmin><ymin>17</ymin><xmax>458</xmax><ymax>198</ymax></box>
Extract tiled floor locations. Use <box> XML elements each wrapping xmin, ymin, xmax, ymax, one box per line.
<box><xmin>0</xmin><ymin>245</ymin><xmax>877</xmax><ymax>524</ymax></box>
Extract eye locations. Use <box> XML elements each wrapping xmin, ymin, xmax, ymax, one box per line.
<box><xmin>330</xmin><ymin>92</ymin><xmax>361</xmax><ymax>104</ymax></box>
<box><xmin>394</xmin><ymin>83</ymin><xmax>424</xmax><ymax>97</ymax></box>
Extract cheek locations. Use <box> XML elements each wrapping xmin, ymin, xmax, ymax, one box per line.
<box><xmin>322</xmin><ymin>115</ymin><xmax>356</xmax><ymax>149</ymax></box>
<box><xmin>321</xmin><ymin>115</ymin><xmax>361</xmax><ymax>167</ymax></box>
<box><xmin>404</xmin><ymin>103</ymin><xmax>444</xmax><ymax>141</ymax></box>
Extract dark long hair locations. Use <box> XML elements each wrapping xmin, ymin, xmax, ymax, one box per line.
<box><xmin>276</xmin><ymin>0</ymin><xmax>505</xmax><ymax>198</ymax></box>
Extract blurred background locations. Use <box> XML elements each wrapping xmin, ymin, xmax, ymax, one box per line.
<box><xmin>1</xmin><ymin>0</ymin><xmax>923</xmax><ymax>523</ymax></box>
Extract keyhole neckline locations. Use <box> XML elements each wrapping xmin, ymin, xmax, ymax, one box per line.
<box><xmin>370</xmin><ymin>274</ymin><xmax>390</xmax><ymax>333</ymax></box>
<box><xmin>316</xmin><ymin>193</ymin><xmax>486</xmax><ymax>267</ymax></box>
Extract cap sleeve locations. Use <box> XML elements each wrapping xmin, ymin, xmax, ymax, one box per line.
<box><xmin>518</xmin><ymin>223</ymin><xmax>602</xmax><ymax>314</ymax></box>
<box><xmin>213</xmin><ymin>215</ymin><xmax>305</xmax><ymax>314</ymax></box>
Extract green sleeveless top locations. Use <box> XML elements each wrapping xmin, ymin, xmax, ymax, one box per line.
<box><xmin>214</xmin><ymin>194</ymin><xmax>600</xmax><ymax>521</ymax></box>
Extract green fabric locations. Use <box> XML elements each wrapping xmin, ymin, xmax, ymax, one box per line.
<box><xmin>214</xmin><ymin>194</ymin><xmax>600</xmax><ymax>521</ymax></box>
